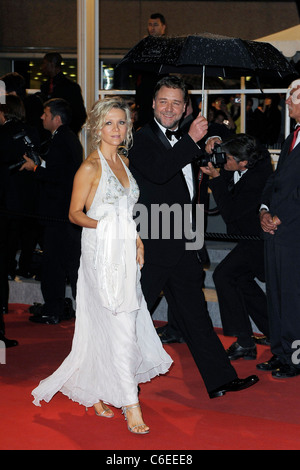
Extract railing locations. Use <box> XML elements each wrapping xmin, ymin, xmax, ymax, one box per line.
<box><xmin>27</xmin><ymin>87</ymin><xmax>290</xmax><ymax>135</ymax></box>
<box><xmin>98</xmin><ymin>87</ymin><xmax>290</xmax><ymax>138</ymax></box>
<box><xmin>27</xmin><ymin>86</ymin><xmax>290</xmax><ymax>161</ymax></box>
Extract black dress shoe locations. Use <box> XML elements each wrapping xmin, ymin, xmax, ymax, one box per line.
<box><xmin>272</xmin><ymin>364</ymin><xmax>300</xmax><ymax>378</ymax></box>
<box><xmin>61</xmin><ymin>298</ymin><xmax>75</xmax><ymax>320</ymax></box>
<box><xmin>29</xmin><ymin>314</ymin><xmax>60</xmax><ymax>324</ymax></box>
<box><xmin>256</xmin><ymin>355</ymin><xmax>283</xmax><ymax>371</ymax></box>
<box><xmin>0</xmin><ymin>332</ymin><xmax>18</xmax><ymax>348</ymax></box>
<box><xmin>158</xmin><ymin>329</ymin><xmax>185</xmax><ymax>344</ymax></box>
<box><xmin>226</xmin><ymin>341</ymin><xmax>257</xmax><ymax>360</ymax></box>
<box><xmin>252</xmin><ymin>335</ymin><xmax>271</xmax><ymax>346</ymax></box>
<box><xmin>209</xmin><ymin>375</ymin><xmax>259</xmax><ymax>399</ymax></box>
<box><xmin>16</xmin><ymin>270</ymin><xmax>35</xmax><ymax>279</ymax></box>
<box><xmin>156</xmin><ymin>325</ymin><xmax>168</xmax><ymax>335</ymax></box>
<box><xmin>29</xmin><ymin>303</ymin><xmax>44</xmax><ymax>315</ymax></box>
<box><xmin>2</xmin><ymin>305</ymin><xmax>8</xmax><ymax>315</ymax></box>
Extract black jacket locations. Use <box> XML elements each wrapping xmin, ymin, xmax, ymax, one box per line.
<box><xmin>0</xmin><ymin>119</ymin><xmax>40</xmax><ymax>216</ymax></box>
<box><xmin>209</xmin><ymin>155</ymin><xmax>273</xmax><ymax>236</ymax></box>
<box><xmin>129</xmin><ymin>120</ymin><xmax>203</xmax><ymax>266</ymax></box>
<box><xmin>34</xmin><ymin>125</ymin><xmax>83</xmax><ymax>224</ymax></box>
<box><xmin>261</xmin><ymin>132</ymin><xmax>300</xmax><ymax>245</ymax></box>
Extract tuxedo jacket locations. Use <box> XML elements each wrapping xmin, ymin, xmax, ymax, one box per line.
<box><xmin>129</xmin><ymin>120</ymin><xmax>203</xmax><ymax>267</ymax></box>
<box><xmin>261</xmin><ymin>132</ymin><xmax>300</xmax><ymax>245</ymax></box>
<box><xmin>209</xmin><ymin>154</ymin><xmax>273</xmax><ymax>237</ymax></box>
<box><xmin>34</xmin><ymin>125</ymin><xmax>83</xmax><ymax>225</ymax></box>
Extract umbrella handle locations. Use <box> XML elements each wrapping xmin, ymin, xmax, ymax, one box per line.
<box><xmin>201</xmin><ymin>65</ymin><xmax>205</xmax><ymax>117</ymax></box>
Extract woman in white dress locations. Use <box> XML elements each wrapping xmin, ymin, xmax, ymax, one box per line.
<box><xmin>32</xmin><ymin>97</ymin><xmax>173</xmax><ymax>435</ymax></box>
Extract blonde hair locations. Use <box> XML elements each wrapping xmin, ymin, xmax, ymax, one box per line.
<box><xmin>86</xmin><ymin>96</ymin><xmax>133</xmax><ymax>151</ymax></box>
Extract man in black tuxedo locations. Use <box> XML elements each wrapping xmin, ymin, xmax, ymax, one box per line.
<box><xmin>129</xmin><ymin>76</ymin><xmax>258</xmax><ymax>398</ymax></box>
<box><xmin>258</xmin><ymin>79</ymin><xmax>300</xmax><ymax>378</ymax></box>
<box><xmin>201</xmin><ymin>134</ymin><xmax>273</xmax><ymax>360</ymax></box>
<box><xmin>20</xmin><ymin>98</ymin><xmax>83</xmax><ymax>324</ymax></box>
<box><xmin>40</xmin><ymin>52</ymin><xmax>87</xmax><ymax>135</ymax></box>
<box><xmin>156</xmin><ymin>96</ymin><xmax>233</xmax><ymax>344</ymax></box>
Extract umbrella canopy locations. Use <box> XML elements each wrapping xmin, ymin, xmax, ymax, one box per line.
<box><xmin>119</xmin><ymin>32</ymin><xmax>296</xmax><ymax>81</ymax></box>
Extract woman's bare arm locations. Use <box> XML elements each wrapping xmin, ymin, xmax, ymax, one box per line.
<box><xmin>69</xmin><ymin>156</ymin><xmax>101</xmax><ymax>228</ymax></box>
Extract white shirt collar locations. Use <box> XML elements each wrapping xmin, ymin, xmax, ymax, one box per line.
<box><xmin>234</xmin><ymin>168</ymin><xmax>248</xmax><ymax>183</ymax></box>
<box><xmin>155</xmin><ymin>118</ymin><xmax>178</xmax><ymax>142</ymax></box>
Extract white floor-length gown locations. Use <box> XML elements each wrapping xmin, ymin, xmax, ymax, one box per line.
<box><xmin>32</xmin><ymin>149</ymin><xmax>173</xmax><ymax>408</ymax></box>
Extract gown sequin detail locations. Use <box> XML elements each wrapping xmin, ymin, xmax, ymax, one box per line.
<box><xmin>32</xmin><ymin>148</ymin><xmax>173</xmax><ymax>408</ymax></box>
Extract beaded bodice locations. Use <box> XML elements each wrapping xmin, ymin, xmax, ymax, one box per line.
<box><xmin>87</xmin><ymin>148</ymin><xmax>139</xmax><ymax>221</ymax></box>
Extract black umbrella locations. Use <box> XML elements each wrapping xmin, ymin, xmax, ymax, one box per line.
<box><xmin>118</xmin><ymin>32</ymin><xmax>296</xmax><ymax>97</ymax></box>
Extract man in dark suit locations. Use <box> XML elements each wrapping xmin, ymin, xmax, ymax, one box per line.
<box><xmin>20</xmin><ymin>98</ymin><xmax>83</xmax><ymax>324</ymax></box>
<box><xmin>201</xmin><ymin>134</ymin><xmax>273</xmax><ymax>360</ymax></box>
<box><xmin>0</xmin><ymin>94</ymin><xmax>38</xmax><ymax>346</ymax></box>
<box><xmin>134</xmin><ymin>13</ymin><xmax>167</xmax><ymax>129</ymax></box>
<box><xmin>258</xmin><ymin>79</ymin><xmax>300</xmax><ymax>377</ymax></box>
<box><xmin>156</xmin><ymin>96</ymin><xmax>233</xmax><ymax>344</ymax></box>
<box><xmin>40</xmin><ymin>52</ymin><xmax>87</xmax><ymax>135</ymax></box>
<box><xmin>129</xmin><ymin>76</ymin><xmax>258</xmax><ymax>398</ymax></box>
<box><xmin>0</xmin><ymin>72</ymin><xmax>46</xmax><ymax>142</ymax></box>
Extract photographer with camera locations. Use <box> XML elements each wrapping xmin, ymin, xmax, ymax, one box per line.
<box><xmin>20</xmin><ymin>98</ymin><xmax>83</xmax><ymax>324</ymax></box>
<box><xmin>0</xmin><ymin>94</ymin><xmax>41</xmax><ymax>346</ymax></box>
<box><xmin>200</xmin><ymin>134</ymin><xmax>273</xmax><ymax>360</ymax></box>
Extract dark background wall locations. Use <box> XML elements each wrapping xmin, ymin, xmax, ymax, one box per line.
<box><xmin>0</xmin><ymin>0</ymin><xmax>299</xmax><ymax>55</ymax></box>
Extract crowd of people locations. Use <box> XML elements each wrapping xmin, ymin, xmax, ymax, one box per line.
<box><xmin>0</xmin><ymin>52</ymin><xmax>87</xmax><ymax>343</ymax></box>
<box><xmin>1</xmin><ymin>11</ymin><xmax>300</xmax><ymax>435</ymax></box>
<box><xmin>205</xmin><ymin>93</ymin><xmax>284</xmax><ymax>147</ymax></box>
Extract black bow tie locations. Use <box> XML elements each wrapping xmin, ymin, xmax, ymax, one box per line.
<box><xmin>165</xmin><ymin>129</ymin><xmax>182</xmax><ymax>141</ymax></box>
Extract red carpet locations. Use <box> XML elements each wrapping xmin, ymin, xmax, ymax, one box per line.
<box><xmin>1</xmin><ymin>304</ymin><xmax>300</xmax><ymax>451</ymax></box>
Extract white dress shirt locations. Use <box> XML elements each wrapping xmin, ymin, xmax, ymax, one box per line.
<box><xmin>234</xmin><ymin>168</ymin><xmax>248</xmax><ymax>184</ymax></box>
<box><xmin>155</xmin><ymin>118</ymin><xmax>194</xmax><ymax>201</ymax></box>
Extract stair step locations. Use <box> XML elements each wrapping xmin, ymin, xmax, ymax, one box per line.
<box><xmin>206</xmin><ymin>240</ymin><xmax>237</xmax><ymax>263</ymax></box>
<box><xmin>8</xmin><ymin>277</ymin><xmax>73</xmax><ymax>306</ymax></box>
<box><xmin>204</xmin><ymin>263</ymin><xmax>218</xmax><ymax>288</ymax></box>
<box><xmin>7</xmin><ymin>239</ymin><xmax>263</xmax><ymax>333</ymax></box>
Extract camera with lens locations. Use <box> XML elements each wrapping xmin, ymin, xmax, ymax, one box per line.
<box><xmin>8</xmin><ymin>130</ymin><xmax>41</xmax><ymax>170</ymax></box>
<box><xmin>196</xmin><ymin>143</ymin><xmax>227</xmax><ymax>168</ymax></box>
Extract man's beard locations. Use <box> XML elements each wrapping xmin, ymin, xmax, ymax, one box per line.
<box><xmin>155</xmin><ymin>115</ymin><xmax>181</xmax><ymax>131</ymax></box>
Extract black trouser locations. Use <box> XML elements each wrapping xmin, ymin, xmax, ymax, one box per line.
<box><xmin>213</xmin><ymin>240</ymin><xmax>269</xmax><ymax>343</ymax></box>
<box><xmin>161</xmin><ymin>245</ymin><xmax>209</xmax><ymax>340</ymax></box>
<box><xmin>141</xmin><ymin>250</ymin><xmax>237</xmax><ymax>392</ymax></box>
<box><xmin>6</xmin><ymin>216</ymin><xmax>40</xmax><ymax>277</ymax></box>
<box><xmin>265</xmin><ymin>238</ymin><xmax>300</xmax><ymax>367</ymax></box>
<box><xmin>41</xmin><ymin>223</ymin><xmax>81</xmax><ymax>317</ymax></box>
<box><xmin>0</xmin><ymin>216</ymin><xmax>11</xmax><ymax>314</ymax></box>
